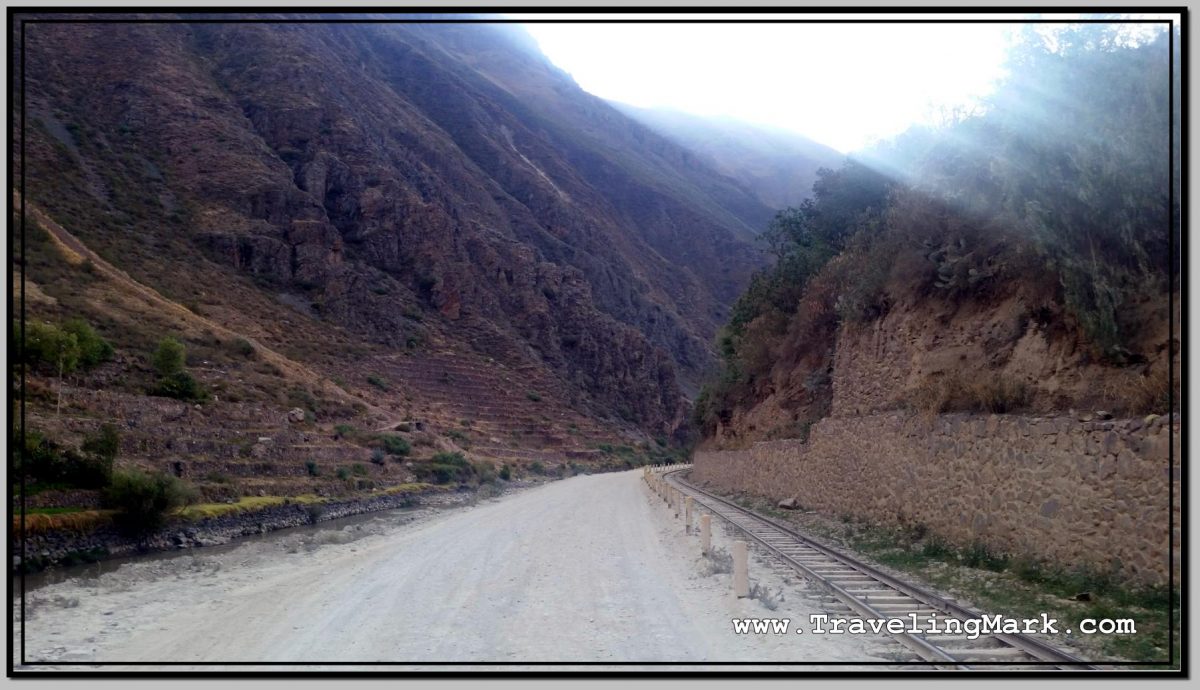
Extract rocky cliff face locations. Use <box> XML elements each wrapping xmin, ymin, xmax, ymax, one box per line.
<box><xmin>18</xmin><ymin>19</ymin><xmax>781</xmax><ymax>434</ymax></box>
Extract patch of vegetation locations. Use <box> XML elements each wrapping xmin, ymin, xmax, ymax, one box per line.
<box><xmin>694</xmin><ymin>25</ymin><xmax>1180</xmax><ymax>437</ymax></box>
<box><xmin>757</xmin><ymin>501</ymin><xmax>1180</xmax><ymax>666</ymax></box>
<box><xmin>17</xmin><ymin>317</ymin><xmax>114</xmax><ymax>376</ymax></box>
<box><xmin>366</xmin><ymin>374</ymin><xmax>389</xmax><ymax>391</ymax></box>
<box><xmin>305</xmin><ymin>460</ymin><xmax>320</xmax><ymax>477</ymax></box>
<box><xmin>526</xmin><ymin>391</ymin><xmax>542</xmax><ymax>402</ymax></box>
<box><xmin>177</xmin><ymin>494</ymin><xmax>325</xmax><ymax>521</ymax></box>
<box><xmin>376</xmin><ymin>434</ymin><xmax>411</xmax><ymax>457</ymax></box>
<box><xmin>444</xmin><ymin>429</ymin><xmax>470</xmax><ymax>446</ymax></box>
<box><xmin>16</xmin><ymin>510</ymin><xmax>113</xmax><ymax>536</ymax></box>
<box><xmin>103</xmin><ymin>469</ymin><xmax>198</xmax><ymax>534</ymax></box>
<box><xmin>411</xmin><ymin>452</ymin><xmax>475</xmax><ymax>485</ymax></box>
<box><xmin>229</xmin><ymin>337</ymin><xmax>256</xmax><ymax>359</ymax></box>
<box><xmin>17</xmin><ymin>428</ymin><xmax>114</xmax><ymax>491</ymax></box>
<box><xmin>149</xmin><ymin>337</ymin><xmax>207</xmax><ymax>401</ymax></box>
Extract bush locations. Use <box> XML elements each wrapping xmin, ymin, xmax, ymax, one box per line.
<box><xmin>333</xmin><ymin>424</ymin><xmax>357</xmax><ymax>438</ymax></box>
<box><xmin>230</xmin><ymin>338</ymin><xmax>256</xmax><ymax>359</ymax></box>
<box><xmin>19</xmin><ymin>429</ymin><xmax>113</xmax><ymax>490</ymax></box>
<box><xmin>336</xmin><ymin>467</ymin><xmax>351</xmax><ymax>480</ymax></box>
<box><xmin>153</xmin><ymin>370</ymin><xmax>206</xmax><ymax>401</ymax></box>
<box><xmin>498</xmin><ymin>464</ymin><xmax>512</xmax><ymax>481</ymax></box>
<box><xmin>366</xmin><ymin>374</ymin><xmax>389</xmax><ymax>390</ymax></box>
<box><xmin>370</xmin><ymin>448</ymin><xmax>386</xmax><ymax>465</ymax></box>
<box><xmin>103</xmin><ymin>469</ymin><xmax>197</xmax><ymax>534</ymax></box>
<box><xmin>526</xmin><ymin>391</ymin><xmax>542</xmax><ymax>402</ymax></box>
<box><xmin>351</xmin><ymin>463</ymin><xmax>368</xmax><ymax>477</ymax></box>
<box><xmin>21</xmin><ymin>321</ymin><xmax>80</xmax><ymax>375</ymax></box>
<box><xmin>412</xmin><ymin>452</ymin><xmax>475</xmax><ymax>484</ymax></box>
<box><xmin>305</xmin><ymin>460</ymin><xmax>320</xmax><ymax>477</ymax></box>
<box><xmin>377</xmin><ymin>434</ymin><xmax>411</xmax><ymax>457</ymax></box>
<box><xmin>529</xmin><ymin>461</ymin><xmax>546</xmax><ymax>476</ymax></box>
<box><xmin>906</xmin><ymin>373</ymin><xmax>1031</xmax><ymax>415</ymax></box>
<box><xmin>62</xmin><ymin>319</ymin><xmax>113</xmax><ymax>368</ymax></box>
<box><xmin>152</xmin><ymin>337</ymin><xmax>186</xmax><ymax>378</ymax></box>
<box><xmin>80</xmin><ymin>423</ymin><xmax>120</xmax><ymax>463</ymax></box>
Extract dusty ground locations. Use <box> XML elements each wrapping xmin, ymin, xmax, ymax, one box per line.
<box><xmin>13</xmin><ymin>470</ymin><xmax>897</xmax><ymax>671</ymax></box>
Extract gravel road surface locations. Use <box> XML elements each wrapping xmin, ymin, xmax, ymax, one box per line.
<box><xmin>15</xmin><ymin>470</ymin><xmax>891</xmax><ymax>669</ymax></box>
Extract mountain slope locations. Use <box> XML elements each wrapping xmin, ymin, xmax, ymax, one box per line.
<box><xmin>18</xmin><ymin>18</ymin><xmax>774</xmax><ymax>440</ymax></box>
<box><xmin>610</xmin><ymin>102</ymin><xmax>844</xmax><ymax>209</ymax></box>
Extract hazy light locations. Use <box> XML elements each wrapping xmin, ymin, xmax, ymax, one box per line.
<box><xmin>521</xmin><ymin>21</ymin><xmax>1017</xmax><ymax>153</ymax></box>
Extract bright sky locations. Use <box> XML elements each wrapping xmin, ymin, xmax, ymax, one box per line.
<box><xmin>520</xmin><ymin>20</ymin><xmax>1017</xmax><ymax>153</ymax></box>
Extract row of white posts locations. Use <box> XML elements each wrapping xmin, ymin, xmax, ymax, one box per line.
<box><xmin>644</xmin><ymin>464</ymin><xmax>749</xmax><ymax>598</ymax></box>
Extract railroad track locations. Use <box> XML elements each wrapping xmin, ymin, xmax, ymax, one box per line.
<box><xmin>653</xmin><ymin>467</ymin><xmax>1097</xmax><ymax>670</ymax></box>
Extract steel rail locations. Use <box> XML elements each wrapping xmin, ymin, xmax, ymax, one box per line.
<box><xmin>658</xmin><ymin>468</ymin><xmax>1097</xmax><ymax>671</ymax></box>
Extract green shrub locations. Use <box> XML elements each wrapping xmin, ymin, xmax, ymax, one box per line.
<box><xmin>336</xmin><ymin>467</ymin><xmax>351</xmax><ymax>480</ymax></box>
<box><xmin>377</xmin><ymin>434</ymin><xmax>411</xmax><ymax>457</ymax></box>
<box><xmin>366</xmin><ymin>374</ymin><xmax>389</xmax><ymax>390</ymax></box>
<box><xmin>153</xmin><ymin>370</ymin><xmax>206</xmax><ymax>401</ymax></box>
<box><xmin>103</xmin><ymin>469</ymin><xmax>197</xmax><ymax>534</ymax></box>
<box><xmin>526</xmin><ymin>391</ymin><xmax>542</xmax><ymax>402</ymax></box>
<box><xmin>529</xmin><ymin>461</ymin><xmax>546</xmax><ymax>476</ymax></box>
<box><xmin>230</xmin><ymin>338</ymin><xmax>256</xmax><ymax>359</ymax></box>
<box><xmin>498</xmin><ymin>464</ymin><xmax>512</xmax><ymax>481</ymax></box>
<box><xmin>21</xmin><ymin>321</ymin><xmax>80</xmax><ymax>375</ymax></box>
<box><xmin>370</xmin><ymin>448</ymin><xmax>386</xmax><ymax>465</ymax></box>
<box><xmin>19</xmin><ymin>429</ymin><xmax>113</xmax><ymax>490</ymax></box>
<box><xmin>351</xmin><ymin>463</ymin><xmax>369</xmax><ymax>477</ymax></box>
<box><xmin>152</xmin><ymin>337</ymin><xmax>186</xmax><ymax>377</ymax></box>
<box><xmin>333</xmin><ymin>424</ymin><xmax>357</xmax><ymax>438</ymax></box>
<box><xmin>305</xmin><ymin>460</ymin><xmax>320</xmax><ymax>477</ymax></box>
<box><xmin>80</xmin><ymin>423</ymin><xmax>120</xmax><ymax>463</ymax></box>
<box><xmin>413</xmin><ymin>452</ymin><xmax>474</xmax><ymax>485</ymax></box>
<box><xmin>62</xmin><ymin>318</ymin><xmax>113</xmax><ymax>368</ymax></box>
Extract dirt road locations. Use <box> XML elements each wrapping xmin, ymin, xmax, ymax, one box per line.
<box><xmin>16</xmin><ymin>471</ymin><xmax>890</xmax><ymax>668</ymax></box>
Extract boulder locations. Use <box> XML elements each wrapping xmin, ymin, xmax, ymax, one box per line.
<box><xmin>778</xmin><ymin>497</ymin><xmax>799</xmax><ymax>510</ymax></box>
<box><xmin>287</xmin><ymin>408</ymin><xmax>306</xmax><ymax>423</ymax></box>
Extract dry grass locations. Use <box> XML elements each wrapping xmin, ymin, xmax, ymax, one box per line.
<box><xmin>907</xmin><ymin>372</ymin><xmax>1032</xmax><ymax>416</ymax></box>
<box><xmin>1101</xmin><ymin>366</ymin><xmax>1178</xmax><ymax>416</ymax></box>
<box><xmin>15</xmin><ymin>510</ymin><xmax>113</xmax><ymax>535</ymax></box>
<box><xmin>175</xmin><ymin>494</ymin><xmax>325</xmax><ymax>521</ymax></box>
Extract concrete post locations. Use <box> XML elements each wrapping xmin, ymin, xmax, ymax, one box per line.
<box><xmin>684</xmin><ymin>496</ymin><xmax>693</xmax><ymax>534</ymax></box>
<box><xmin>732</xmin><ymin>540</ymin><xmax>749</xmax><ymax>598</ymax></box>
<box><xmin>700</xmin><ymin>514</ymin><xmax>711</xmax><ymax>554</ymax></box>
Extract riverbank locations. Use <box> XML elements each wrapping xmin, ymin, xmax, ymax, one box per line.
<box><xmin>13</xmin><ymin>480</ymin><xmax>530</xmax><ymax>573</ymax></box>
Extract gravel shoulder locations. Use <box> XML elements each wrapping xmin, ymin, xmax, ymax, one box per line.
<box><xmin>14</xmin><ymin>470</ymin><xmax>892</xmax><ymax>670</ymax></box>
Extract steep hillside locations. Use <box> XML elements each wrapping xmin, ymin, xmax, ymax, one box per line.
<box><xmin>694</xmin><ymin>26</ymin><xmax>1180</xmax><ymax>447</ymax></box>
<box><xmin>610</xmin><ymin>102</ymin><xmax>844</xmax><ymax>209</ymax></box>
<box><xmin>12</xmin><ymin>16</ymin><xmax>777</xmax><ymax>514</ymax></box>
<box><xmin>17</xmin><ymin>18</ymin><xmax>773</xmax><ymax>427</ymax></box>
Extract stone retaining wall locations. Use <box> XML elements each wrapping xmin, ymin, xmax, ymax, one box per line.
<box><xmin>693</xmin><ymin>412</ymin><xmax>1180</xmax><ymax>585</ymax></box>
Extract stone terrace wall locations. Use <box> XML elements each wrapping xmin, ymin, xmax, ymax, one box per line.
<box><xmin>693</xmin><ymin>412</ymin><xmax>1180</xmax><ymax>585</ymax></box>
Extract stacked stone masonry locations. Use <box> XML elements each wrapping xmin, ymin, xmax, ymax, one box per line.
<box><xmin>693</xmin><ymin>412</ymin><xmax>1181</xmax><ymax>586</ymax></box>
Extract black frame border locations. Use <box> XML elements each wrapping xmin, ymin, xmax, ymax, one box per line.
<box><xmin>6</xmin><ymin>4</ymin><xmax>1188</xmax><ymax>679</ymax></box>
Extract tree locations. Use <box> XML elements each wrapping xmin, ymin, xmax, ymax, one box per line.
<box><xmin>63</xmin><ymin>318</ymin><xmax>113</xmax><ymax>368</ymax></box>
<box><xmin>152</xmin><ymin>337</ymin><xmax>186</xmax><ymax>377</ymax></box>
